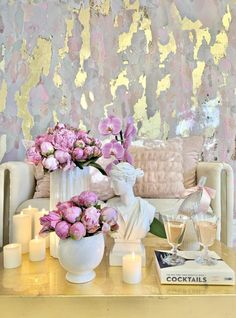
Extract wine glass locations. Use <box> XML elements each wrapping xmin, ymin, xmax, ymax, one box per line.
<box><xmin>192</xmin><ymin>213</ymin><xmax>218</xmax><ymax>265</ymax></box>
<box><xmin>162</xmin><ymin>214</ymin><xmax>189</xmax><ymax>266</ymax></box>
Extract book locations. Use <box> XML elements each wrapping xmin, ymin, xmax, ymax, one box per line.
<box><xmin>154</xmin><ymin>250</ymin><xmax>235</xmax><ymax>285</ymax></box>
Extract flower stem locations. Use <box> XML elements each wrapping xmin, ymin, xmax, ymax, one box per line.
<box><xmin>120</xmin><ymin>131</ymin><xmax>123</xmax><ymax>144</ymax></box>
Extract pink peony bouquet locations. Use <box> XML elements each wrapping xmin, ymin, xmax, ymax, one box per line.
<box><xmin>98</xmin><ymin>115</ymin><xmax>136</xmax><ymax>173</ymax></box>
<box><xmin>26</xmin><ymin>123</ymin><xmax>106</xmax><ymax>174</ymax></box>
<box><xmin>39</xmin><ymin>191</ymin><xmax>119</xmax><ymax>240</ymax></box>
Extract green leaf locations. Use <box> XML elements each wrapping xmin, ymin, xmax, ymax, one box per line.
<box><xmin>83</xmin><ymin>158</ymin><xmax>96</xmax><ymax>166</ymax></box>
<box><xmin>89</xmin><ymin>162</ymin><xmax>107</xmax><ymax>176</ymax></box>
<box><xmin>75</xmin><ymin>162</ymin><xmax>84</xmax><ymax>169</ymax></box>
<box><xmin>149</xmin><ymin>217</ymin><xmax>166</xmax><ymax>238</ymax></box>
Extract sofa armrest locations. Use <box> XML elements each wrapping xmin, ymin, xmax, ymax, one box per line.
<box><xmin>0</xmin><ymin>161</ymin><xmax>35</xmax><ymax>244</ymax></box>
<box><xmin>0</xmin><ymin>169</ymin><xmax>4</xmax><ymax>247</ymax></box>
<box><xmin>197</xmin><ymin>162</ymin><xmax>234</xmax><ymax>247</ymax></box>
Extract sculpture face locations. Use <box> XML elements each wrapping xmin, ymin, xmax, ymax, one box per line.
<box><xmin>111</xmin><ymin>179</ymin><xmax>130</xmax><ymax>196</ymax></box>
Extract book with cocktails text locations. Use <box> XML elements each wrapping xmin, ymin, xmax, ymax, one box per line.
<box><xmin>154</xmin><ymin>250</ymin><xmax>235</xmax><ymax>285</ymax></box>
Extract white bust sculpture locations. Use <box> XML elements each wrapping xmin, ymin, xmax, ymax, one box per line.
<box><xmin>107</xmin><ymin>162</ymin><xmax>155</xmax><ymax>265</ymax></box>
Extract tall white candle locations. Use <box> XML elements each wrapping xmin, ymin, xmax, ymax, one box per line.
<box><xmin>3</xmin><ymin>243</ymin><xmax>22</xmax><ymax>269</ymax></box>
<box><xmin>122</xmin><ymin>252</ymin><xmax>142</xmax><ymax>284</ymax></box>
<box><xmin>50</xmin><ymin>232</ymin><xmax>59</xmax><ymax>258</ymax></box>
<box><xmin>34</xmin><ymin>209</ymin><xmax>49</xmax><ymax>248</ymax></box>
<box><xmin>22</xmin><ymin>205</ymin><xmax>39</xmax><ymax>238</ymax></box>
<box><xmin>29</xmin><ymin>236</ymin><xmax>46</xmax><ymax>262</ymax></box>
<box><xmin>12</xmin><ymin>212</ymin><xmax>31</xmax><ymax>253</ymax></box>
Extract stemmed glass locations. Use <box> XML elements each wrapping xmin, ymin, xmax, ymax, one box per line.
<box><xmin>162</xmin><ymin>214</ymin><xmax>189</xmax><ymax>266</ymax></box>
<box><xmin>192</xmin><ymin>213</ymin><xmax>218</xmax><ymax>265</ymax></box>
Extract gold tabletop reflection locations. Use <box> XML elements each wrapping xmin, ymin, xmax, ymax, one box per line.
<box><xmin>0</xmin><ymin>235</ymin><xmax>236</xmax><ymax>318</ymax></box>
<box><xmin>0</xmin><ymin>235</ymin><xmax>236</xmax><ymax>297</ymax></box>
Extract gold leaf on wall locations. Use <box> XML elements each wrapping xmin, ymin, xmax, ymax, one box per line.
<box><xmin>0</xmin><ymin>80</ymin><xmax>7</xmax><ymax>112</ymax></box>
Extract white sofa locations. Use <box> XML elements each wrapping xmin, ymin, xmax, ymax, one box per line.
<box><xmin>0</xmin><ymin>161</ymin><xmax>234</xmax><ymax>248</ymax></box>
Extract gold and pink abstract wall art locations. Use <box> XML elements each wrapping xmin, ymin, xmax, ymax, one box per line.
<box><xmin>0</xmin><ymin>0</ymin><xmax>236</xmax><ymax>182</ymax></box>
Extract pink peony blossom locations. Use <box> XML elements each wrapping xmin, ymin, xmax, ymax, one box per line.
<box><xmin>98</xmin><ymin>115</ymin><xmax>121</xmax><ymax>136</ymax></box>
<box><xmin>63</xmin><ymin>206</ymin><xmax>82</xmax><ymax>223</ymax></box>
<box><xmin>72</xmin><ymin>147</ymin><xmax>84</xmax><ymax>161</ymax></box>
<box><xmin>26</xmin><ymin>123</ymin><xmax>104</xmax><ymax>174</ymax></box>
<box><xmin>70</xmin><ymin>195</ymin><xmax>80</xmax><ymax>205</ymax></box>
<box><xmin>42</xmin><ymin>155</ymin><xmax>59</xmax><ymax>171</ymax></box>
<box><xmin>40</xmin><ymin>141</ymin><xmax>54</xmax><ymax>156</ymax></box>
<box><xmin>101</xmin><ymin>207</ymin><xmax>118</xmax><ymax>226</ymax></box>
<box><xmin>52</xmin><ymin>128</ymin><xmax>77</xmax><ymax>151</ymax></box>
<box><xmin>77</xmin><ymin>191</ymin><xmax>98</xmax><ymax>207</ymax></box>
<box><xmin>75</xmin><ymin>139</ymin><xmax>85</xmax><ymax>149</ymax></box>
<box><xmin>102</xmin><ymin>140</ymin><xmax>124</xmax><ymax>160</ymax></box>
<box><xmin>55</xmin><ymin>221</ymin><xmax>71</xmax><ymax>239</ymax></box>
<box><xmin>40</xmin><ymin>210</ymin><xmax>62</xmax><ymax>229</ymax></box>
<box><xmin>39</xmin><ymin>224</ymin><xmax>51</xmax><ymax>237</ymax></box>
<box><xmin>69</xmin><ymin>222</ymin><xmax>86</xmax><ymax>240</ymax></box>
<box><xmin>92</xmin><ymin>146</ymin><xmax>102</xmax><ymax>157</ymax></box>
<box><xmin>81</xmin><ymin>207</ymin><xmax>100</xmax><ymax>233</ymax></box>
<box><xmin>83</xmin><ymin>136</ymin><xmax>94</xmax><ymax>146</ymax></box>
<box><xmin>54</xmin><ymin>123</ymin><xmax>65</xmax><ymax>130</ymax></box>
<box><xmin>56</xmin><ymin>200</ymin><xmax>74</xmax><ymax>211</ymax></box>
<box><xmin>54</xmin><ymin>150</ymin><xmax>71</xmax><ymax>164</ymax></box>
<box><xmin>76</xmin><ymin>130</ymin><xmax>87</xmax><ymax>139</ymax></box>
<box><xmin>35</xmin><ymin>133</ymin><xmax>53</xmax><ymax>148</ymax></box>
<box><xmin>26</xmin><ymin>146</ymin><xmax>42</xmax><ymax>164</ymax></box>
<box><xmin>82</xmin><ymin>146</ymin><xmax>94</xmax><ymax>159</ymax></box>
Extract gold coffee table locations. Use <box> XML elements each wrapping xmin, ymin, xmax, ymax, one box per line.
<box><xmin>0</xmin><ymin>236</ymin><xmax>236</xmax><ymax>318</ymax></box>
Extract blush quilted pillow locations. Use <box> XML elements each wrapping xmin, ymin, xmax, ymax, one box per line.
<box><xmin>130</xmin><ymin>138</ymin><xmax>185</xmax><ymax>198</ymax></box>
<box><xmin>182</xmin><ymin>136</ymin><xmax>203</xmax><ymax>188</ymax></box>
<box><xmin>33</xmin><ymin>164</ymin><xmax>50</xmax><ymax>198</ymax></box>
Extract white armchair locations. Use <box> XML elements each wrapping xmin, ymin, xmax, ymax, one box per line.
<box><xmin>0</xmin><ymin>161</ymin><xmax>234</xmax><ymax>248</ymax></box>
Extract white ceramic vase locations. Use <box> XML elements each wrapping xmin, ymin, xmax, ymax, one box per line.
<box><xmin>50</xmin><ymin>167</ymin><xmax>90</xmax><ymax>210</ymax></box>
<box><xmin>58</xmin><ymin>233</ymin><xmax>105</xmax><ymax>283</ymax></box>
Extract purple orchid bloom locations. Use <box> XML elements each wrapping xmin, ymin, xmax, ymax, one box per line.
<box><xmin>102</xmin><ymin>140</ymin><xmax>124</xmax><ymax>160</ymax></box>
<box><xmin>124</xmin><ymin>117</ymin><xmax>137</xmax><ymax>139</ymax></box>
<box><xmin>98</xmin><ymin>115</ymin><xmax>121</xmax><ymax>136</ymax></box>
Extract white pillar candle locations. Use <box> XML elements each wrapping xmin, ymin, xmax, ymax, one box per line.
<box><xmin>3</xmin><ymin>243</ymin><xmax>22</xmax><ymax>269</ymax></box>
<box><xmin>12</xmin><ymin>212</ymin><xmax>31</xmax><ymax>253</ymax></box>
<box><xmin>50</xmin><ymin>232</ymin><xmax>59</xmax><ymax>258</ymax></box>
<box><xmin>34</xmin><ymin>209</ymin><xmax>49</xmax><ymax>248</ymax></box>
<box><xmin>29</xmin><ymin>236</ymin><xmax>46</xmax><ymax>262</ymax></box>
<box><xmin>122</xmin><ymin>252</ymin><xmax>142</xmax><ymax>284</ymax></box>
<box><xmin>22</xmin><ymin>205</ymin><xmax>39</xmax><ymax>238</ymax></box>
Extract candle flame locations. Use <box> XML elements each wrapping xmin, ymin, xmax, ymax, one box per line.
<box><xmin>28</xmin><ymin>205</ymin><xmax>32</xmax><ymax>209</ymax></box>
<box><xmin>20</xmin><ymin>211</ymin><xmax>23</xmax><ymax>215</ymax></box>
<box><xmin>35</xmin><ymin>235</ymin><xmax>39</xmax><ymax>240</ymax></box>
<box><xmin>131</xmin><ymin>251</ymin><xmax>135</xmax><ymax>259</ymax></box>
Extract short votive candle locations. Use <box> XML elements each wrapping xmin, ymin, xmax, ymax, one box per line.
<box><xmin>29</xmin><ymin>236</ymin><xmax>46</xmax><ymax>262</ymax></box>
<box><xmin>122</xmin><ymin>252</ymin><xmax>142</xmax><ymax>284</ymax></box>
<box><xmin>3</xmin><ymin>243</ymin><xmax>22</xmax><ymax>269</ymax></box>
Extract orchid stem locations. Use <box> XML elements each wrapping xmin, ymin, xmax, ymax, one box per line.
<box><xmin>120</xmin><ymin>131</ymin><xmax>123</xmax><ymax>144</ymax></box>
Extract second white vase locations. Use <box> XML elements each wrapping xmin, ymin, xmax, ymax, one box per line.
<box><xmin>50</xmin><ymin>166</ymin><xmax>90</xmax><ymax>210</ymax></box>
